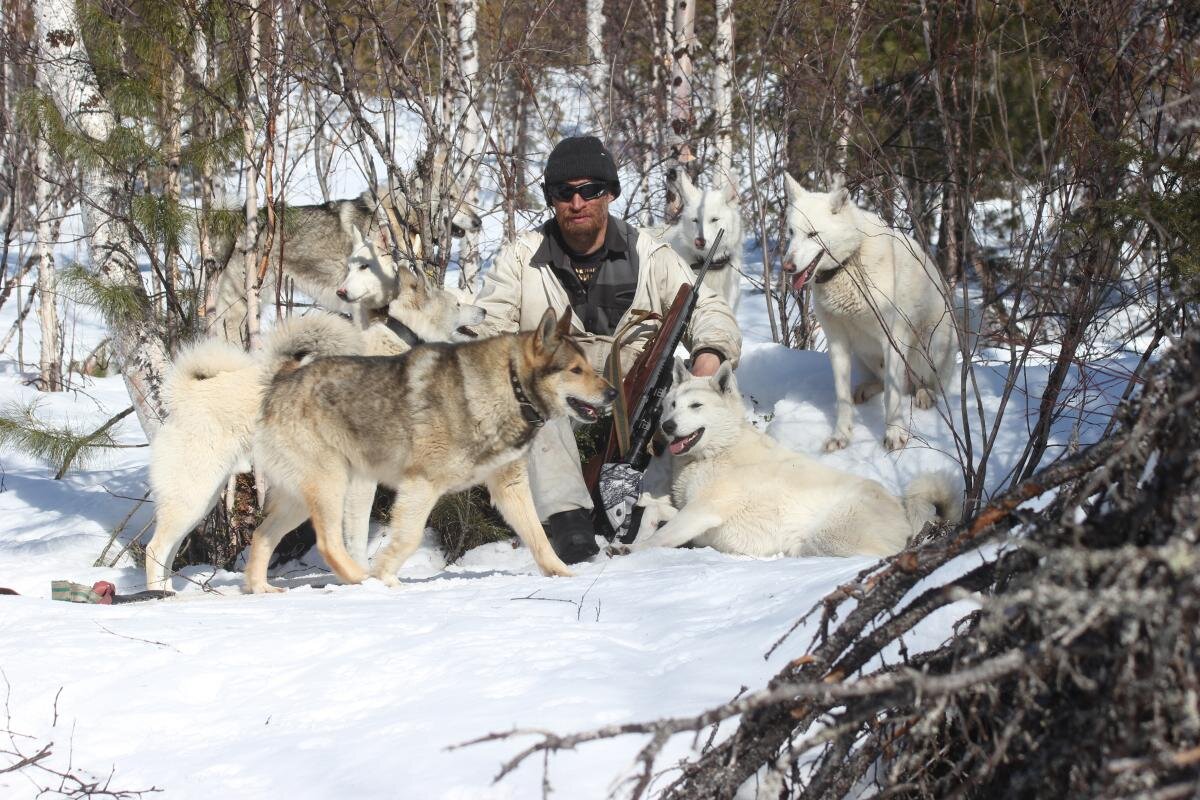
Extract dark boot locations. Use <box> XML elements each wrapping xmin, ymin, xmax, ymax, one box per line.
<box><xmin>545</xmin><ymin>509</ymin><xmax>601</xmax><ymax>564</ymax></box>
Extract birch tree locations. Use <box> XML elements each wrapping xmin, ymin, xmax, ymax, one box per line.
<box><xmin>586</xmin><ymin>0</ymin><xmax>607</xmax><ymax>131</ymax></box>
<box><xmin>667</xmin><ymin>0</ymin><xmax>696</xmax><ymax>170</ymax></box>
<box><xmin>712</xmin><ymin>0</ymin><xmax>734</xmax><ymax>181</ymax></box>
<box><xmin>452</xmin><ymin>0</ymin><xmax>483</xmax><ymax>289</ymax></box>
<box><xmin>239</xmin><ymin>0</ymin><xmax>263</xmax><ymax>352</ymax></box>
<box><xmin>32</xmin><ymin>0</ymin><xmax>170</xmax><ymax>434</ymax></box>
<box><xmin>34</xmin><ymin>136</ymin><xmax>60</xmax><ymax>391</ymax></box>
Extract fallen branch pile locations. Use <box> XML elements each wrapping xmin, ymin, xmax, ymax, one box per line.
<box><xmin>470</xmin><ymin>328</ymin><xmax>1200</xmax><ymax>799</ymax></box>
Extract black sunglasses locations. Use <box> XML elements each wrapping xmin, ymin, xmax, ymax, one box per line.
<box><xmin>546</xmin><ymin>181</ymin><xmax>611</xmax><ymax>203</ymax></box>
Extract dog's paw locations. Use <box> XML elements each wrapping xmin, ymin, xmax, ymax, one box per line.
<box><xmin>853</xmin><ymin>381</ymin><xmax>883</xmax><ymax>405</ymax></box>
<box><xmin>605</xmin><ymin>543</ymin><xmax>632</xmax><ymax>558</ymax></box>
<box><xmin>884</xmin><ymin>427</ymin><xmax>910</xmax><ymax>451</ymax></box>
<box><xmin>913</xmin><ymin>387</ymin><xmax>936</xmax><ymax>410</ymax></box>
<box><xmin>540</xmin><ymin>560</ymin><xmax>575</xmax><ymax>578</ymax></box>
<box><xmin>245</xmin><ymin>581</ymin><xmax>285</xmax><ymax>595</ymax></box>
<box><xmin>370</xmin><ymin>570</ymin><xmax>402</xmax><ymax>588</ymax></box>
<box><xmin>823</xmin><ymin>434</ymin><xmax>850</xmax><ymax>452</ymax></box>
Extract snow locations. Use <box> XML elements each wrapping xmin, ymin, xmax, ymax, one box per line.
<box><xmin>0</xmin><ymin>136</ymin><xmax>1136</xmax><ymax>798</ymax></box>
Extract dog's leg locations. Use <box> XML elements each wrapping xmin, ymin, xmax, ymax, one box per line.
<box><xmin>823</xmin><ymin>321</ymin><xmax>856</xmax><ymax>452</ymax></box>
<box><xmin>370</xmin><ymin>478</ymin><xmax>439</xmax><ymax>588</ymax></box>
<box><xmin>243</xmin><ymin>492</ymin><xmax>311</xmax><ymax>594</ymax></box>
<box><xmin>145</xmin><ymin>495</ymin><xmax>217</xmax><ymax>592</ymax></box>
<box><xmin>486</xmin><ymin>462</ymin><xmax>574</xmax><ymax>578</ymax></box>
<box><xmin>630</xmin><ymin>502</ymin><xmax>723</xmax><ymax>551</ymax></box>
<box><xmin>342</xmin><ymin>476</ymin><xmax>376</xmax><ymax>568</ymax></box>
<box><xmin>882</xmin><ymin>325</ymin><xmax>911</xmax><ymax>451</ymax></box>
<box><xmin>303</xmin><ymin>471</ymin><xmax>369</xmax><ymax>585</ymax></box>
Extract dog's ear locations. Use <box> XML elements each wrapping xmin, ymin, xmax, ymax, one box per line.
<box><xmin>783</xmin><ymin>172</ymin><xmax>804</xmax><ymax>203</ymax></box>
<box><xmin>670</xmin><ymin>169</ymin><xmax>700</xmax><ymax>205</ymax></box>
<box><xmin>533</xmin><ymin>307</ymin><xmax>558</xmax><ymax>353</ymax></box>
<box><xmin>555</xmin><ymin>306</ymin><xmax>573</xmax><ymax>338</ymax></box>
<box><xmin>710</xmin><ymin>361</ymin><xmax>737</xmax><ymax>396</ymax></box>
<box><xmin>830</xmin><ymin>174</ymin><xmax>849</xmax><ymax>213</ymax></box>
<box><xmin>351</xmin><ymin>225</ymin><xmax>365</xmax><ymax>248</ymax></box>
<box><xmin>724</xmin><ymin>172</ymin><xmax>741</xmax><ymax>206</ymax></box>
<box><xmin>672</xmin><ymin>356</ymin><xmax>689</xmax><ymax>385</ymax></box>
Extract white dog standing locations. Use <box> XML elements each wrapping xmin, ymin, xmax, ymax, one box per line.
<box><xmin>661</xmin><ymin>169</ymin><xmax>744</xmax><ymax>311</ymax></box>
<box><xmin>782</xmin><ymin>174</ymin><xmax>959</xmax><ymax>451</ymax></box>
<box><xmin>633</xmin><ymin>360</ymin><xmax>961</xmax><ymax>558</ymax></box>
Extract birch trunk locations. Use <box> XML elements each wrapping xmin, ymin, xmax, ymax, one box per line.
<box><xmin>836</xmin><ymin>0</ymin><xmax>862</xmax><ymax>174</ymax></box>
<box><xmin>240</xmin><ymin>0</ymin><xmax>263</xmax><ymax>351</ymax></box>
<box><xmin>33</xmin><ymin>0</ymin><xmax>170</xmax><ymax>434</ymax></box>
<box><xmin>712</xmin><ymin>0</ymin><xmax>735</xmax><ymax>181</ymax></box>
<box><xmin>668</xmin><ymin>0</ymin><xmax>697</xmax><ymax>168</ymax></box>
<box><xmin>164</xmin><ymin>58</ymin><xmax>184</xmax><ymax>344</ymax></box>
<box><xmin>586</xmin><ymin>0</ymin><xmax>607</xmax><ymax>130</ymax></box>
<box><xmin>34</xmin><ymin>136</ymin><xmax>60</xmax><ymax>391</ymax></box>
<box><xmin>453</xmin><ymin>0</ymin><xmax>483</xmax><ymax>290</ymax></box>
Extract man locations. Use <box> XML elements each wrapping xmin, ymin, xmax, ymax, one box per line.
<box><xmin>473</xmin><ymin>136</ymin><xmax>742</xmax><ymax>563</ymax></box>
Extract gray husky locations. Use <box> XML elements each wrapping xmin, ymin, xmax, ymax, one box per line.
<box><xmin>207</xmin><ymin>180</ymin><xmax>482</xmax><ymax>343</ymax></box>
<box><xmin>244</xmin><ymin>309</ymin><xmax>617</xmax><ymax>593</ymax></box>
<box><xmin>144</xmin><ymin>281</ymin><xmax>486</xmax><ymax>592</ymax></box>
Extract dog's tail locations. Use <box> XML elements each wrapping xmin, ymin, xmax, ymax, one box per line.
<box><xmin>902</xmin><ymin>472</ymin><xmax>964</xmax><ymax>535</ymax></box>
<box><xmin>162</xmin><ymin>339</ymin><xmax>258</xmax><ymax>410</ymax></box>
<box><xmin>260</xmin><ymin>313</ymin><xmax>365</xmax><ymax>378</ymax></box>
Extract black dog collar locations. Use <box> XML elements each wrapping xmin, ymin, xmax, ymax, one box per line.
<box><xmin>509</xmin><ymin>361</ymin><xmax>546</xmax><ymax>427</ymax></box>
<box><xmin>692</xmin><ymin>256</ymin><xmax>732</xmax><ymax>272</ymax></box>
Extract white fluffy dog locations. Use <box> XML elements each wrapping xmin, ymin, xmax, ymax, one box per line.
<box><xmin>782</xmin><ymin>174</ymin><xmax>959</xmax><ymax>451</ymax></box>
<box><xmin>632</xmin><ymin>359</ymin><xmax>961</xmax><ymax>558</ymax></box>
<box><xmin>661</xmin><ymin>169</ymin><xmax>744</xmax><ymax>311</ymax></box>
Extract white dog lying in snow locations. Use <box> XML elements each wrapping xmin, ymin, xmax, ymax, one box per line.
<box><xmin>632</xmin><ymin>359</ymin><xmax>961</xmax><ymax>558</ymax></box>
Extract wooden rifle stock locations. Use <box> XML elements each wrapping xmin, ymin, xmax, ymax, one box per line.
<box><xmin>582</xmin><ymin>282</ymin><xmax>691</xmax><ymax>494</ymax></box>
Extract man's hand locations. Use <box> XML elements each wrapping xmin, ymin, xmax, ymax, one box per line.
<box><xmin>691</xmin><ymin>352</ymin><xmax>722</xmax><ymax>377</ymax></box>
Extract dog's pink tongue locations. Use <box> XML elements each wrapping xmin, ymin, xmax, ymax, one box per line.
<box><xmin>791</xmin><ymin>268</ymin><xmax>811</xmax><ymax>291</ymax></box>
<box><xmin>669</xmin><ymin>438</ymin><xmax>689</xmax><ymax>455</ymax></box>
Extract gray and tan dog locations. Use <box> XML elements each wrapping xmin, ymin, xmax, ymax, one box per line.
<box><xmin>208</xmin><ymin>176</ymin><xmax>482</xmax><ymax>343</ymax></box>
<box><xmin>244</xmin><ymin>308</ymin><xmax>617</xmax><ymax>593</ymax></box>
<box><xmin>145</xmin><ymin>283</ymin><xmax>486</xmax><ymax>593</ymax></box>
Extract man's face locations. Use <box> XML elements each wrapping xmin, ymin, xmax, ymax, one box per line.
<box><xmin>551</xmin><ymin>177</ymin><xmax>611</xmax><ymax>243</ymax></box>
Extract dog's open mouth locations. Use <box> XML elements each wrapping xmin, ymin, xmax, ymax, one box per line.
<box><xmin>669</xmin><ymin>428</ymin><xmax>704</xmax><ymax>456</ymax></box>
<box><xmin>790</xmin><ymin>266</ymin><xmax>814</xmax><ymax>292</ymax></box>
<box><xmin>789</xmin><ymin>252</ymin><xmax>823</xmax><ymax>292</ymax></box>
<box><xmin>567</xmin><ymin>397</ymin><xmax>601</xmax><ymax>422</ymax></box>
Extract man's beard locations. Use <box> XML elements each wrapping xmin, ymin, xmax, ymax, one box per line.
<box><xmin>558</xmin><ymin>207</ymin><xmax>604</xmax><ymax>243</ymax></box>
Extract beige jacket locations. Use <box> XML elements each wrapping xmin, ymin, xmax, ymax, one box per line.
<box><xmin>473</xmin><ymin>225</ymin><xmax>742</xmax><ymax>373</ymax></box>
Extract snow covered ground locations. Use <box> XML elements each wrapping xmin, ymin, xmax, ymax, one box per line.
<box><xmin>0</xmin><ymin>174</ymin><xmax>1135</xmax><ymax>797</ymax></box>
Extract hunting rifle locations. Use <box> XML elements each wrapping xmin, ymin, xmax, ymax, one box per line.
<box><xmin>584</xmin><ymin>229</ymin><xmax>726</xmax><ymax>540</ymax></box>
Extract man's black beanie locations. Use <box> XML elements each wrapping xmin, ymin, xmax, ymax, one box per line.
<box><xmin>544</xmin><ymin>136</ymin><xmax>621</xmax><ymax>198</ymax></box>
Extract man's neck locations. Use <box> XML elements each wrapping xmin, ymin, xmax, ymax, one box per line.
<box><xmin>559</xmin><ymin>219</ymin><xmax>608</xmax><ymax>257</ymax></box>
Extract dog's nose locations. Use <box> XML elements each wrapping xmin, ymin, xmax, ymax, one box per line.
<box><xmin>603</xmin><ymin>387</ymin><xmax>618</xmax><ymax>404</ymax></box>
<box><xmin>782</xmin><ymin>258</ymin><xmax>795</xmax><ymax>273</ymax></box>
<box><xmin>336</xmin><ymin>288</ymin><xmax>348</xmax><ymax>300</ymax></box>
<box><xmin>662</xmin><ymin>418</ymin><xmax>677</xmax><ymax>436</ymax></box>
<box><xmin>694</xmin><ymin>237</ymin><xmax>706</xmax><ymax>249</ymax></box>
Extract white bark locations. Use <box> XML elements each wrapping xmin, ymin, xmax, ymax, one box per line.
<box><xmin>668</xmin><ymin>0</ymin><xmax>697</xmax><ymax>170</ymax></box>
<box><xmin>164</xmin><ymin>57</ymin><xmax>184</xmax><ymax>329</ymax></box>
<box><xmin>33</xmin><ymin>0</ymin><xmax>170</xmax><ymax>434</ymax></box>
<box><xmin>836</xmin><ymin>0</ymin><xmax>862</xmax><ymax>172</ymax></box>
<box><xmin>712</xmin><ymin>0</ymin><xmax>735</xmax><ymax>181</ymax></box>
<box><xmin>586</xmin><ymin>0</ymin><xmax>607</xmax><ymax>129</ymax></box>
<box><xmin>453</xmin><ymin>0</ymin><xmax>483</xmax><ymax>290</ymax></box>
<box><xmin>35</xmin><ymin>136</ymin><xmax>60</xmax><ymax>391</ymax></box>
<box><xmin>241</xmin><ymin>0</ymin><xmax>262</xmax><ymax>351</ymax></box>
